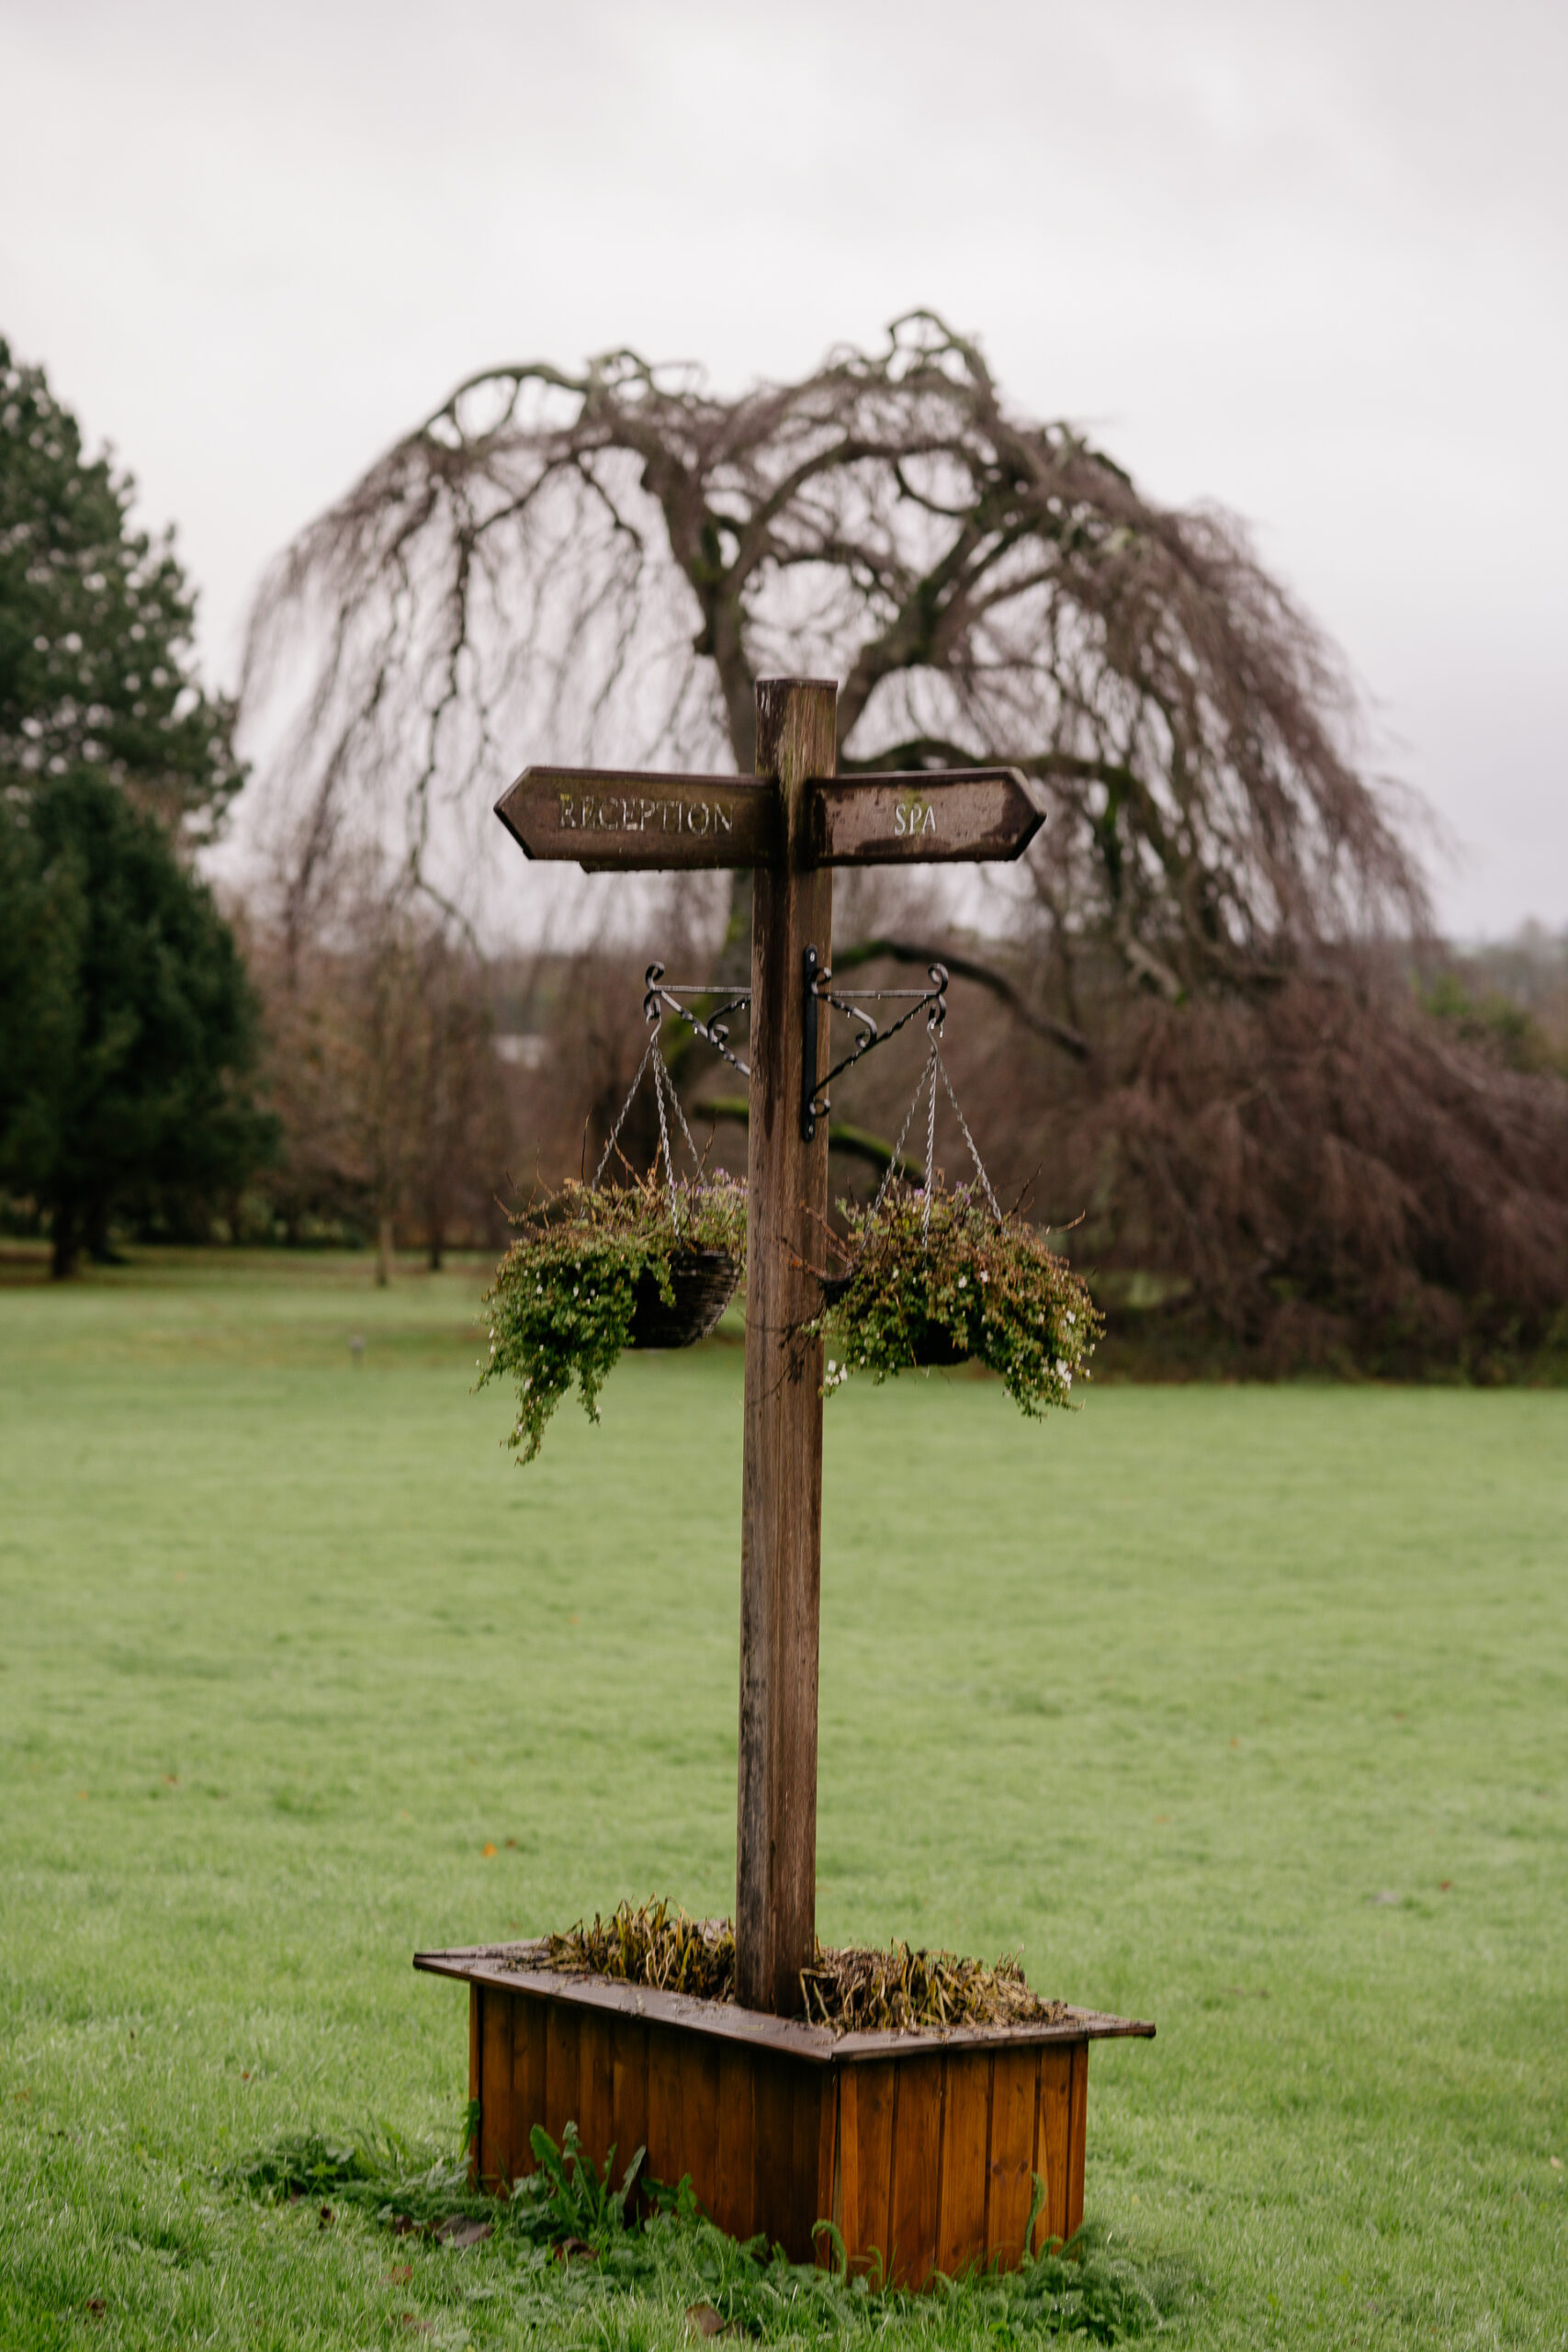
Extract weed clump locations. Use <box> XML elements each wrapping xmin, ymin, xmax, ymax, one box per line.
<box><xmin>530</xmin><ymin>1899</ymin><xmax>1070</xmax><ymax>2033</ymax></box>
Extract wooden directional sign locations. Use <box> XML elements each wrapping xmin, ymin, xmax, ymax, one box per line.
<box><xmin>495</xmin><ymin>768</ymin><xmax>775</xmax><ymax>870</ymax></box>
<box><xmin>811</xmin><ymin>768</ymin><xmax>1044</xmax><ymax>865</ymax></box>
<box><xmin>493</xmin><ymin>682</ymin><xmax>1049</xmax><ymax>2019</ymax></box>
<box><xmin>495</xmin><ymin>763</ymin><xmax>1043</xmax><ymax>873</ymax></box>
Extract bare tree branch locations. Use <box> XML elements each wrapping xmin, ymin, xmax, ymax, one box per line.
<box><xmin>829</xmin><ymin>939</ymin><xmax>1092</xmax><ymax>1061</ymax></box>
<box><xmin>695</xmin><ymin>1094</ymin><xmax>925</xmax><ymax>1184</ymax></box>
<box><xmin>241</xmin><ymin>312</ymin><xmax>1427</xmax><ymax>981</ymax></box>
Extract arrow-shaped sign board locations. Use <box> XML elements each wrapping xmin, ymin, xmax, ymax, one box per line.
<box><xmin>810</xmin><ymin>769</ymin><xmax>1043</xmax><ymax>865</ymax></box>
<box><xmin>496</xmin><ymin>764</ymin><xmax>1043</xmax><ymax>872</ymax></box>
<box><xmin>495</xmin><ymin>769</ymin><xmax>776</xmax><ymax>870</ymax></box>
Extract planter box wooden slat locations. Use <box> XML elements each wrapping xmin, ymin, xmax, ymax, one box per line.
<box><xmin>421</xmin><ymin>1948</ymin><xmax>1153</xmax><ymax>2288</ymax></box>
<box><xmin>938</xmin><ymin>2049</ymin><xmax>989</xmax><ymax>2275</ymax></box>
<box><xmin>987</xmin><ymin>2046</ymin><xmax>1036</xmax><ymax>2263</ymax></box>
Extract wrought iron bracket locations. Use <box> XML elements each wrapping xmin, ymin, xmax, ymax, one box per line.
<box><xmin>636</xmin><ymin>956</ymin><xmax>948</xmax><ymax>1145</ymax></box>
<box><xmin>643</xmin><ymin>963</ymin><xmax>750</xmax><ymax>1077</ymax></box>
<box><xmin>800</xmin><ymin>950</ymin><xmax>947</xmax><ymax>1141</ymax></box>
<box><xmin>801</xmin><ymin>949</ymin><xmax>822</xmax><ymax>1140</ymax></box>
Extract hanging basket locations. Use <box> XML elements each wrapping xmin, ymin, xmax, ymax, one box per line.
<box><xmin>811</xmin><ymin>1034</ymin><xmax>1102</xmax><ymax>1410</ymax></box>
<box><xmin>906</xmin><ymin>1319</ymin><xmax>968</xmax><ymax>1369</ymax></box>
<box><xmin>479</xmin><ymin>1011</ymin><xmax>750</xmax><ymax>1461</ymax></box>
<box><xmin>814</xmin><ymin>1178</ymin><xmax>1100</xmax><ymax>1412</ymax></box>
<box><xmin>480</xmin><ymin>1176</ymin><xmax>747</xmax><ymax>1464</ymax></box>
<box><xmin>628</xmin><ymin>1248</ymin><xmax>740</xmax><ymax>1350</ymax></box>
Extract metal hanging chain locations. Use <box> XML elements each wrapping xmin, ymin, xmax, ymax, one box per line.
<box><xmin>655</xmin><ymin>1044</ymin><xmax>705</xmax><ymax>1191</ymax></box>
<box><xmin>924</xmin><ymin>1047</ymin><xmax>939</xmax><ymax>1243</ymax></box>
<box><xmin>648</xmin><ymin>1040</ymin><xmax>680</xmax><ymax>1225</ymax></box>
<box><xmin>592</xmin><ymin>1030</ymin><xmax>662</xmax><ymax>1192</ymax></box>
<box><xmin>864</xmin><ymin>1033</ymin><xmax>1005</xmax><ymax>1246</ymax></box>
<box><xmin>592</xmin><ymin>987</ymin><xmax>717</xmax><ymax>1228</ymax></box>
<box><xmin>937</xmin><ymin>1049</ymin><xmax>1004</xmax><ymax>1224</ymax></box>
<box><xmin>868</xmin><ymin>1040</ymin><xmax>939</xmax><ymax>1226</ymax></box>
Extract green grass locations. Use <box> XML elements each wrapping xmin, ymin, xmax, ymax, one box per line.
<box><xmin>1</xmin><ymin>1249</ymin><xmax>1564</xmax><ymax>2347</ymax></box>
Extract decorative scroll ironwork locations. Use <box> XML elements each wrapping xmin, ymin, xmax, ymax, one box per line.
<box><xmin>801</xmin><ymin>952</ymin><xmax>948</xmax><ymax>1141</ymax></box>
<box><xmin>643</xmin><ymin>963</ymin><xmax>751</xmax><ymax>1077</ymax></box>
<box><xmin>636</xmin><ymin>956</ymin><xmax>950</xmax><ymax>1147</ymax></box>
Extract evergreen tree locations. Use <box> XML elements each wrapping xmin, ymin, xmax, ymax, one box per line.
<box><xmin>0</xmin><ymin>774</ymin><xmax>274</xmax><ymax>1274</ymax></box>
<box><xmin>0</xmin><ymin>338</ymin><xmax>242</xmax><ymax>838</ymax></box>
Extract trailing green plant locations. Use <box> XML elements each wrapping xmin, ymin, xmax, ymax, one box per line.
<box><xmin>811</xmin><ymin>1178</ymin><xmax>1101</xmax><ymax>1415</ymax></box>
<box><xmin>481</xmin><ymin>1173</ymin><xmax>746</xmax><ymax>1462</ymax></box>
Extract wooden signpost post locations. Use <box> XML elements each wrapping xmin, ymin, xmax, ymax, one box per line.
<box><xmin>419</xmin><ymin>678</ymin><xmax>1151</xmax><ymax>2280</ymax></box>
<box><xmin>498</xmin><ymin>678</ymin><xmax>1044</xmax><ymax>2014</ymax></box>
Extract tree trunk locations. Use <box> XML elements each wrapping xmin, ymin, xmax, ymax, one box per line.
<box><xmin>51</xmin><ymin>1201</ymin><xmax>78</xmax><ymax>1281</ymax></box>
<box><xmin>377</xmin><ymin>1213</ymin><xmax>394</xmax><ymax>1287</ymax></box>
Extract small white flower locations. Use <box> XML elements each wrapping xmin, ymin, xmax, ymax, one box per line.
<box><xmin>1065</xmin><ymin>1310</ymin><xmax>1075</xmax><ymax>1325</ymax></box>
<box><xmin>957</xmin><ymin>1273</ymin><xmax>967</xmax><ymax>1288</ymax></box>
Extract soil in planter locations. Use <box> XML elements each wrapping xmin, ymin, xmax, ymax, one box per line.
<box><xmin>530</xmin><ymin>1898</ymin><xmax>1071</xmax><ymax>2034</ymax></box>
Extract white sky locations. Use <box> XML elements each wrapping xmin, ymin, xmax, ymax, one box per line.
<box><xmin>5</xmin><ymin>0</ymin><xmax>1564</xmax><ymax>936</ymax></box>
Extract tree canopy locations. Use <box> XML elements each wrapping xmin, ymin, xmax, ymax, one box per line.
<box><xmin>0</xmin><ymin>338</ymin><xmax>243</xmax><ymax>840</ymax></box>
<box><xmin>242</xmin><ymin>316</ymin><xmax>1568</xmax><ymax>1371</ymax></box>
<box><xmin>0</xmin><ymin>772</ymin><xmax>273</xmax><ymax>1275</ymax></box>
<box><xmin>246</xmin><ymin>312</ymin><xmax>1425</xmax><ymax>986</ymax></box>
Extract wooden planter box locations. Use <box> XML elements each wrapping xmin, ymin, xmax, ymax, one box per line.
<box><xmin>415</xmin><ymin>1946</ymin><xmax>1153</xmax><ymax>2288</ymax></box>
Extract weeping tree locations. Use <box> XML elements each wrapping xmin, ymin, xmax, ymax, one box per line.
<box><xmin>243</xmin><ymin>314</ymin><xmax>1568</xmax><ymax>1366</ymax></box>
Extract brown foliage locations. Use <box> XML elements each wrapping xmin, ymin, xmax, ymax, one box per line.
<box><xmin>533</xmin><ymin>1899</ymin><xmax>1066</xmax><ymax>2034</ymax></box>
<box><xmin>248</xmin><ymin>889</ymin><xmax>513</xmax><ymax>1264</ymax></box>
<box><xmin>1058</xmin><ymin>967</ymin><xmax>1568</xmax><ymax>1374</ymax></box>
<box><xmin>834</xmin><ymin>943</ymin><xmax>1568</xmax><ymax>1377</ymax></box>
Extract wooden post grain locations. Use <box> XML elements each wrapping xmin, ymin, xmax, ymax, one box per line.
<box><xmin>735</xmin><ymin>678</ymin><xmax>836</xmax><ymax>2016</ymax></box>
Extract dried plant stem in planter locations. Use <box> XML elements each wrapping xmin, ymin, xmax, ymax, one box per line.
<box><xmin>532</xmin><ymin>1899</ymin><xmax>1068</xmax><ymax>2034</ymax></box>
<box><xmin>481</xmin><ymin>1175</ymin><xmax>746</xmax><ymax>1463</ymax></box>
<box><xmin>811</xmin><ymin>1176</ymin><xmax>1100</xmax><ymax>1414</ymax></box>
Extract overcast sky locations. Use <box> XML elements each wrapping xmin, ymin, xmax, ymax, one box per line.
<box><xmin>5</xmin><ymin>0</ymin><xmax>1563</xmax><ymax>936</ymax></box>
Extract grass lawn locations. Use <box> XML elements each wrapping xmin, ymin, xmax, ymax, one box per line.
<box><xmin>1</xmin><ymin>1249</ymin><xmax>1563</xmax><ymax>2347</ymax></box>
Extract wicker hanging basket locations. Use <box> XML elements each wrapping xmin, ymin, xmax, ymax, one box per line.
<box><xmin>628</xmin><ymin>1248</ymin><xmax>740</xmax><ymax>1350</ymax></box>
